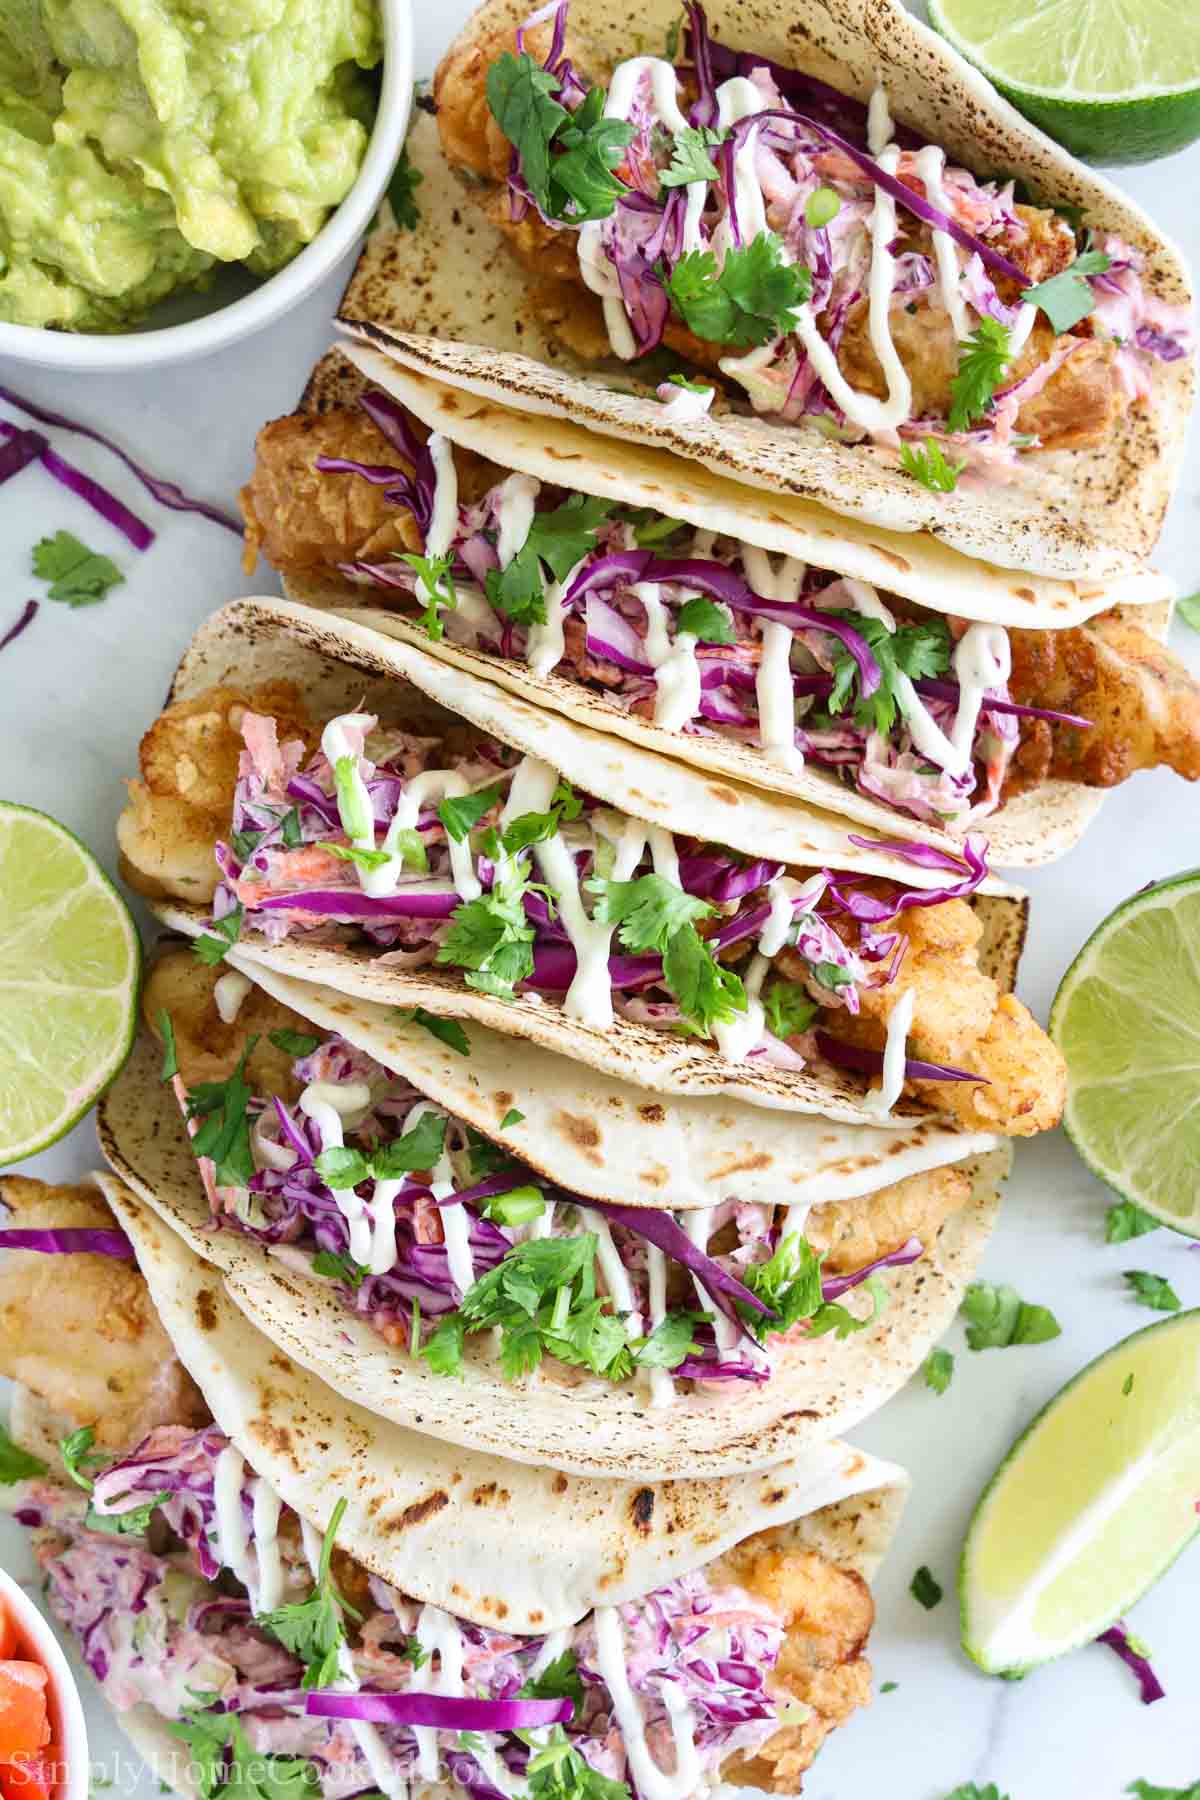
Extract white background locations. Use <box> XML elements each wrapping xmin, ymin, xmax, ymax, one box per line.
<box><xmin>2</xmin><ymin>3</ymin><xmax>1199</xmax><ymax>1796</ymax></box>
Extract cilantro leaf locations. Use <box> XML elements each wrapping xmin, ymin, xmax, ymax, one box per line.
<box><xmin>738</xmin><ymin>1232</ymin><xmax>823</xmax><ymax>1338</ymax></box>
<box><xmin>633</xmin><ymin>1311</ymin><xmax>703</xmax><ymax>1368</ymax></box>
<box><xmin>184</xmin><ymin>1037</ymin><xmax>258</xmax><ymax>1188</ymax></box>
<box><xmin>312</xmin><ymin>1249</ymin><xmax>368</xmax><ymax>1290</ymax></box>
<box><xmin>947</xmin><ymin>318</ymin><xmax>1011</xmax><ymax>433</ymax></box>
<box><xmin>663</xmin><ymin>923</ymin><xmax>747</xmax><ymax>1035</ymax></box>
<box><xmin>1127</xmin><ymin>1782</ymin><xmax>1200</xmax><ymax>1800</ymax></box>
<box><xmin>899</xmin><ymin>439</ymin><xmax>966</xmax><ymax>493</ymax></box>
<box><xmin>60</xmin><ymin>1426</ymin><xmax>104</xmax><ymax>1492</ymax></box>
<box><xmin>500</xmin><ymin>1107</ymin><xmax>525</xmax><ymax>1130</ymax></box>
<box><xmin>910</xmin><ymin>1565</ymin><xmax>943</xmax><ymax>1610</ymax></box>
<box><xmin>502</xmin><ymin>778</ymin><xmax>582</xmax><ymax>854</ymax></box>
<box><xmin>373</xmin><ymin>1110</ymin><xmax>447</xmax><ymax>1178</ymax></box>
<box><xmin>923</xmin><ymin>1347</ymin><xmax>954</xmax><ymax>1395</ymax></box>
<box><xmin>401</xmin><ymin>1007</ymin><xmax>471</xmax><ymax>1058</ymax></box>
<box><xmin>664</xmin><ymin>234</ymin><xmax>812</xmax><ymax>349</ymax></box>
<box><xmin>518</xmin><ymin>1648</ymin><xmax>584</xmax><ymax>1712</ymax></box>
<box><xmin>256</xmin><ymin>1495</ymin><xmax>360</xmax><ymax>1689</ymax></box>
<box><xmin>1124</xmin><ymin>1270</ymin><xmax>1181</xmax><ymax>1313</ymax></box>
<box><xmin>525</xmin><ymin>1726</ymin><xmax>631</xmax><ymax>1800</ymax></box>
<box><xmin>485</xmin><ymin>58</ymin><xmax>632</xmax><ymax>224</ymax></box>
<box><xmin>422</xmin><ymin>1312</ymin><xmax>467</xmax><ymax>1376</ymax></box>
<box><xmin>438</xmin><ymin>784</ymin><xmax>505</xmax><ymax>843</ymax></box>
<box><xmin>485</xmin><ymin>52</ymin><xmax>569</xmax><ymax>216</ymax></box>
<box><xmin>621</xmin><ymin>507</ymin><xmax>688</xmax><ymax>548</ymax></box>
<box><xmin>1023</xmin><ymin>249</ymin><xmax>1111</xmax><ymax>334</ymax></box>
<box><xmin>386</xmin><ymin>144</ymin><xmax>423</xmax><ymax>229</ymax></box>
<box><xmin>1106</xmin><ymin>1201</ymin><xmax>1160</xmax><ymax>1243</ymax></box>
<box><xmin>486</xmin><ymin>542</ymin><xmax>548</xmax><ymax>626</ymax></box>
<box><xmin>946</xmin><ymin>1786</ymin><xmax>1010</xmax><ymax>1800</ymax></box>
<box><xmin>0</xmin><ymin>1422</ymin><xmax>47</xmax><ymax>1485</ymax></box>
<box><xmin>229</xmin><ymin>828</ymin><xmax>262</xmax><ymax>863</ymax></box>
<box><xmin>586</xmin><ymin>872</ymin><xmax>713</xmax><ymax>952</ymax></box>
<box><xmin>193</xmin><ymin>903</ymin><xmax>244</xmax><ymax>967</ymax></box>
<box><xmin>545</xmin><ymin>88</ymin><xmax>634</xmax><ymax>223</ymax></box>
<box><xmin>399</xmin><ymin>551</ymin><xmax>457</xmax><ymax>640</ymax></box>
<box><xmin>170</xmin><ymin>1703</ymin><xmax>320</xmax><ymax>1800</ymax></box>
<box><xmin>806</xmin><ymin>1274</ymin><xmax>888</xmax><ymax>1340</ymax></box>
<box><xmin>280</xmin><ymin>807</ymin><xmax>302</xmax><ymax>849</ymax></box>
<box><xmin>267</xmin><ymin>1028</ymin><xmax>321</xmax><ymax>1058</ymax></box>
<box><xmin>85</xmin><ymin>1492</ymin><xmax>170</xmax><ymax>1537</ymax></box>
<box><xmin>526</xmin><ymin>494</ymin><xmax>614</xmax><ymax>579</ymax></box>
<box><xmin>159</xmin><ymin>1009</ymin><xmax>179</xmax><ymax>1082</ymax></box>
<box><xmin>659</xmin><ymin>125</ymin><xmax>725</xmax><ymax>188</ymax></box>
<box><xmin>962</xmin><ymin>1281</ymin><xmax>1062</xmax><ymax>1350</ymax></box>
<box><xmin>319</xmin><ymin>841</ymin><xmax>392</xmax><ymax>874</ymax></box>
<box><xmin>1178</xmin><ymin>592</ymin><xmax>1200</xmax><ymax>633</ymax></box>
<box><xmin>825</xmin><ymin>611</ymin><xmax>952</xmax><ymax>736</ymax></box>
<box><xmin>666</xmin><ymin>373</ymin><xmax>713</xmax><ymax>393</ymax></box>
<box><xmin>32</xmin><ymin>531</ymin><xmax>124</xmax><ymax>608</ymax></box>
<box><xmin>437</xmin><ymin>865</ymin><xmax>536</xmax><ymax>999</ymax></box>
<box><xmin>761</xmin><ymin>980</ymin><xmax>818</xmax><ymax>1040</ymax></box>
<box><xmin>314</xmin><ymin>1146</ymin><xmax>370</xmax><ymax>1189</ymax></box>
<box><xmin>675</xmin><ymin>596</ymin><xmax>735</xmax><ymax>643</ymax></box>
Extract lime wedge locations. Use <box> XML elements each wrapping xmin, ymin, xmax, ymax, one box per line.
<box><xmin>928</xmin><ymin>0</ymin><xmax>1200</xmax><ymax>163</ymax></box>
<box><xmin>1050</xmin><ymin>871</ymin><xmax>1200</xmax><ymax>1234</ymax></box>
<box><xmin>0</xmin><ymin>803</ymin><xmax>141</xmax><ymax>1164</ymax></box>
<box><xmin>961</xmin><ymin>1310</ymin><xmax>1200</xmax><ymax>1672</ymax></box>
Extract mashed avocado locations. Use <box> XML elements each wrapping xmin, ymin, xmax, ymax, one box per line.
<box><xmin>0</xmin><ymin>0</ymin><xmax>382</xmax><ymax>330</ymax></box>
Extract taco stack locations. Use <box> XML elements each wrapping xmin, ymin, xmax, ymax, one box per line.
<box><xmin>0</xmin><ymin>1175</ymin><xmax>909</xmax><ymax>1796</ymax></box>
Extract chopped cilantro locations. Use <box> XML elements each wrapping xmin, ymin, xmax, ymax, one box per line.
<box><xmin>402</xmin><ymin>1008</ymin><xmax>471</xmax><ymax>1058</ymax></box>
<box><xmin>621</xmin><ymin>507</ymin><xmax>688</xmax><ymax>548</ymax></box>
<box><xmin>314</xmin><ymin>1112</ymin><xmax>446</xmax><ymax>1190</ymax></box>
<box><xmin>229</xmin><ymin>828</ymin><xmax>262</xmax><ymax>863</ymax></box>
<box><xmin>485</xmin><ymin>58</ymin><xmax>632</xmax><ymax>223</ymax></box>
<box><xmin>0</xmin><ymin>1422</ymin><xmax>47</xmax><ymax>1485</ymax></box>
<box><xmin>666</xmin><ymin>373</ymin><xmax>713</xmax><ymax>394</ymax></box>
<box><xmin>438</xmin><ymin>863</ymin><xmax>537</xmax><ymax>999</ymax></box>
<box><xmin>1178</xmin><ymin>592</ymin><xmax>1200</xmax><ymax>633</ymax></box>
<box><xmin>524</xmin><ymin>1727</ymin><xmax>631</xmax><ymax>1800</ymax></box>
<box><xmin>312</xmin><ymin>1249</ymin><xmax>368</xmax><ymax>1290</ymax></box>
<box><xmin>438</xmin><ymin>783</ymin><xmax>505</xmax><ymax>843</ymax></box>
<box><xmin>60</xmin><ymin>1426</ymin><xmax>104</xmax><ymax>1492</ymax></box>
<box><xmin>879</xmin><ymin>1680</ymin><xmax>898</xmax><ymax>1694</ymax></box>
<box><xmin>923</xmin><ymin>1347</ymin><xmax>954</xmax><ymax>1394</ymax></box>
<box><xmin>280</xmin><ymin>807</ymin><xmax>303</xmax><ymax>849</ymax></box>
<box><xmin>675</xmin><ymin>596</ymin><xmax>735</xmax><ymax>643</ymax></box>
<box><xmin>399</xmin><ymin>550</ymin><xmax>457</xmax><ymax>640</ymax></box>
<box><xmin>1127</xmin><ymin>1781</ymin><xmax>1200</xmax><ymax>1799</ymax></box>
<box><xmin>159</xmin><ymin>1009</ymin><xmax>179</xmax><ymax>1082</ymax></box>
<box><xmin>486</xmin><ymin>495</ymin><xmax>613</xmax><ymax>627</ymax></box>
<box><xmin>634</xmin><ymin>1311</ymin><xmax>703</xmax><ymax>1367</ymax></box>
<box><xmin>386</xmin><ymin>144</ymin><xmax>423</xmax><ymax>229</ymax></box>
<box><xmin>659</xmin><ymin>125</ymin><xmax>726</xmax><ymax>188</ymax></box>
<box><xmin>1124</xmin><ymin>1270</ymin><xmax>1181</xmax><ymax>1313</ymax></box>
<box><xmin>761</xmin><ymin>980</ymin><xmax>818</xmax><ymax>1041</ymax></box>
<box><xmin>899</xmin><ymin>439</ymin><xmax>966</xmax><ymax>493</ymax></box>
<box><xmin>85</xmin><ymin>1492</ymin><xmax>170</xmax><ymax>1538</ymax></box>
<box><xmin>518</xmin><ymin>1648</ymin><xmax>584</xmax><ymax>1712</ymax></box>
<box><xmin>319</xmin><ymin>841</ymin><xmax>393</xmax><ymax>873</ymax></box>
<box><xmin>192</xmin><ymin>903</ymin><xmax>244</xmax><ymax>967</ymax></box>
<box><xmin>825</xmin><ymin>611</ymin><xmax>952</xmax><ymax>735</ymax></box>
<box><xmin>947</xmin><ymin>319</ymin><xmax>1011</xmax><ymax>433</ymax></box>
<box><xmin>32</xmin><ymin>531</ymin><xmax>124</xmax><ymax>608</ymax></box>
<box><xmin>500</xmin><ymin>1107</ymin><xmax>525</xmax><ymax>1130</ymax></box>
<box><xmin>587</xmin><ymin>872</ymin><xmax>713</xmax><ymax>952</ymax></box>
<box><xmin>267</xmin><ymin>1028</ymin><xmax>322</xmax><ymax>1059</ymax></box>
<box><xmin>169</xmin><ymin>1702</ymin><xmax>320</xmax><ymax>1800</ymax></box>
<box><xmin>663</xmin><ymin>922</ymin><xmax>746</xmax><ymax>1035</ymax></box>
<box><xmin>1023</xmin><ymin>249</ymin><xmax>1111</xmax><ymax>334</ymax></box>
<box><xmin>945</xmin><ymin>1787</ymin><xmax>1010</xmax><ymax>1800</ymax></box>
<box><xmin>256</xmin><ymin>1495</ymin><xmax>360</xmax><ymax>1689</ymax></box>
<box><xmin>663</xmin><ymin>234</ymin><xmax>812</xmax><ymax>349</ymax></box>
<box><xmin>501</xmin><ymin>778</ymin><xmax>582</xmax><ymax>853</ymax></box>
<box><xmin>910</xmin><ymin>1565</ymin><xmax>943</xmax><ymax>1610</ymax></box>
<box><xmin>184</xmin><ymin>1038</ymin><xmax>259</xmax><ymax>1188</ymax></box>
<box><xmin>1106</xmin><ymin>1200</ymin><xmax>1160</xmax><ymax>1243</ymax></box>
<box><xmin>961</xmin><ymin>1281</ymin><xmax>1061</xmax><ymax>1350</ymax></box>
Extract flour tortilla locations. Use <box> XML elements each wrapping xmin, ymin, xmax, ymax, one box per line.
<box><xmin>292</xmin><ymin>343</ymin><xmax>1176</xmax><ymax>868</ymax></box>
<box><xmin>328</xmin><ymin>15</ymin><xmax>1193</xmax><ymax>585</ymax></box>
<box><xmin>97</xmin><ymin>1060</ymin><xmax>1005</xmax><ymax>1478</ymax></box>
<box><xmin>145</xmin><ymin>597</ymin><xmax>1029</xmax><ymax>1125</ymax></box>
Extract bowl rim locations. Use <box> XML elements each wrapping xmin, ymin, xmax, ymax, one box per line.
<box><xmin>0</xmin><ymin>0</ymin><xmax>412</xmax><ymax>373</ymax></box>
<box><xmin>0</xmin><ymin>1563</ymin><xmax>89</xmax><ymax>1800</ymax></box>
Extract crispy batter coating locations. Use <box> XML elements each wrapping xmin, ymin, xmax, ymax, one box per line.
<box><xmin>803</xmin><ymin>898</ymin><xmax>1066</xmax><ymax>1137</ymax></box>
<box><xmin>117</xmin><ymin>682</ymin><xmax>315</xmax><ymax>904</ymax></box>
<box><xmin>1007</xmin><ymin>611</ymin><xmax>1200</xmax><ymax>792</ymax></box>
<box><xmin>715</xmin><ymin>1542</ymin><xmax>875</xmax><ymax>1790</ymax></box>
<box><xmin>242</xmin><ymin>410</ymin><xmax>504</xmax><ymax>582</ymax></box>
<box><xmin>806</xmin><ymin>1163</ymin><xmax>970</xmax><ymax>1269</ymax></box>
<box><xmin>0</xmin><ymin>1178</ymin><xmax>206</xmax><ymax>1447</ymax></box>
<box><xmin>143</xmin><ymin>950</ymin><xmax>310</xmax><ymax>1102</ymax></box>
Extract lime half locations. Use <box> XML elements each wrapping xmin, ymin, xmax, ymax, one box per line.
<box><xmin>962</xmin><ymin>1309</ymin><xmax>1200</xmax><ymax>1672</ymax></box>
<box><xmin>0</xmin><ymin>803</ymin><xmax>141</xmax><ymax>1164</ymax></box>
<box><xmin>1050</xmin><ymin>871</ymin><xmax>1200</xmax><ymax>1234</ymax></box>
<box><xmin>928</xmin><ymin>0</ymin><xmax>1200</xmax><ymax>163</ymax></box>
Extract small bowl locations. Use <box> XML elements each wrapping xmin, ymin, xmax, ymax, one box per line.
<box><xmin>0</xmin><ymin>0</ymin><xmax>412</xmax><ymax>373</ymax></box>
<box><xmin>0</xmin><ymin>1565</ymin><xmax>88</xmax><ymax>1800</ymax></box>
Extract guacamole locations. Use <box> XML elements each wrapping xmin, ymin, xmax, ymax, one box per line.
<box><xmin>0</xmin><ymin>0</ymin><xmax>382</xmax><ymax>331</ymax></box>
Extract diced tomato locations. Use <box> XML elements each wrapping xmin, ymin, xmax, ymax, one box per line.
<box><xmin>0</xmin><ymin>1750</ymin><xmax>59</xmax><ymax>1800</ymax></box>
<box><xmin>0</xmin><ymin>1665</ymin><xmax>49</xmax><ymax>1761</ymax></box>
<box><xmin>0</xmin><ymin>1609</ymin><xmax>17</xmax><ymax>1664</ymax></box>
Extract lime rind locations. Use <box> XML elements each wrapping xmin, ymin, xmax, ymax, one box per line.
<box><xmin>961</xmin><ymin>1309</ymin><xmax>1200</xmax><ymax>1673</ymax></box>
<box><xmin>0</xmin><ymin>802</ymin><xmax>142</xmax><ymax>1165</ymax></box>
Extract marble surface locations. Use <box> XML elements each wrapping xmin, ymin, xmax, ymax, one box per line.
<box><xmin>2</xmin><ymin>5</ymin><xmax>1200</xmax><ymax>1797</ymax></box>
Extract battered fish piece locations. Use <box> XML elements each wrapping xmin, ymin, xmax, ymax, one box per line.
<box><xmin>805</xmin><ymin>1164</ymin><xmax>970</xmax><ymax>1271</ymax></box>
<box><xmin>716</xmin><ymin>1541</ymin><xmax>875</xmax><ymax>1789</ymax></box>
<box><xmin>117</xmin><ymin>681</ymin><xmax>315</xmax><ymax>904</ymax></box>
<box><xmin>0</xmin><ymin>1177</ymin><xmax>205</xmax><ymax>1447</ymax></box>
<box><xmin>1008</xmin><ymin>611</ymin><xmax>1200</xmax><ymax>792</ymax></box>
<box><xmin>143</xmin><ymin>949</ymin><xmax>311</xmax><ymax>1103</ymax></box>
<box><xmin>241</xmin><ymin>411</ymin><xmax>503</xmax><ymax>583</ymax></box>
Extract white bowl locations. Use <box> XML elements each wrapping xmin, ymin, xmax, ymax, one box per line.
<box><xmin>0</xmin><ymin>0</ymin><xmax>412</xmax><ymax>373</ymax></box>
<box><xmin>0</xmin><ymin>1564</ymin><xmax>89</xmax><ymax>1800</ymax></box>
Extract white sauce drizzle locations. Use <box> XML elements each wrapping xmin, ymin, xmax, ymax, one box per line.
<box><xmin>742</xmin><ymin>549</ymin><xmax>805</xmax><ymax>773</ymax></box>
<box><xmin>914</xmin><ymin>146</ymin><xmax>969</xmax><ymax>340</ymax></box>
<box><xmin>526</xmin><ymin>554</ymin><xmax>587</xmax><ymax>676</ymax></box>
<box><xmin>634</xmin><ymin>580</ymin><xmax>702</xmax><ymax>732</ymax></box>
<box><xmin>657</xmin><ymin>381</ymin><xmax>715</xmax><ymax>422</ymax></box>
<box><xmin>582</xmin><ymin>1207</ymin><xmax>642</xmax><ymax>1333</ymax></box>
<box><xmin>644</xmin><ymin>1244</ymin><xmax>676</xmax><ymax>1409</ymax></box>
<box><xmin>592</xmin><ymin>1607</ymin><xmax>703</xmax><ymax>1800</ymax></box>
<box><xmin>413</xmin><ymin>1605</ymin><xmax>521</xmax><ymax>1797</ymax></box>
<box><xmin>213</xmin><ymin>1447</ymin><xmax>253</xmax><ymax>1599</ymax></box>
<box><xmin>1007</xmin><ymin>302</ymin><xmax>1038</xmax><ymax>357</ymax></box>
<box><xmin>494</xmin><ymin>473</ymin><xmax>540</xmax><ymax>568</ymax></box>
<box><xmin>782</xmin><ymin>1201</ymin><xmax>812</xmax><ymax>1240</ymax></box>
<box><xmin>863</xmin><ymin>986</ymin><xmax>915</xmax><ymax>1119</ymax></box>
<box><xmin>379</xmin><ymin>767</ymin><xmax>484</xmax><ymax>903</ymax></box>
<box><xmin>299</xmin><ymin>1086</ymin><xmax>373</xmax><ymax>1266</ymax></box>
<box><xmin>250</xmin><ymin>1480</ymin><xmax>284</xmax><ymax>1613</ymax></box>
<box><xmin>425</xmin><ymin>434</ymin><xmax>460</xmax><ymax>560</ymax></box>
<box><xmin>213</xmin><ymin>969</ymin><xmax>252</xmax><ymax>1023</ymax></box>
<box><xmin>682</xmin><ymin>1209</ymin><xmax>740</xmax><ymax>1357</ymax></box>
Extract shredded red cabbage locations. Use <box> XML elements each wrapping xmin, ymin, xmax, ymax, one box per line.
<box><xmin>0</xmin><ymin>426</ymin><xmax>46</xmax><ymax>486</ymax></box>
<box><xmin>1097</xmin><ymin>1623</ymin><xmax>1165</xmax><ymax>1705</ymax></box>
<box><xmin>305</xmin><ymin>1693</ymin><xmax>573</xmax><ymax>1729</ymax></box>
<box><xmin>815</xmin><ymin>1031</ymin><xmax>984</xmax><ymax>1084</ymax></box>
<box><xmin>914</xmin><ymin>678</ymin><xmax>1093</xmax><ymax>729</ymax></box>
<box><xmin>840</xmin><ymin>835</ymin><xmax>989</xmax><ymax>913</ymax></box>
<box><xmin>0</xmin><ymin>1228</ymin><xmax>135</xmax><ymax>1258</ymax></box>
<box><xmin>0</xmin><ymin>420</ymin><xmax>153</xmax><ymax>550</ymax></box>
<box><xmin>821</xmin><ymin>1236</ymin><xmax>923</xmax><ymax>1299</ymax></box>
<box><xmin>318</xmin><ymin>391</ymin><xmax>437</xmax><ymax>534</ymax></box>
<box><xmin>0</xmin><ymin>385</ymin><xmax>242</xmax><ymax>534</ymax></box>
<box><xmin>581</xmin><ymin>1200</ymin><xmax>775</xmax><ymax>1319</ymax></box>
<box><xmin>0</xmin><ymin>600</ymin><xmax>37</xmax><ymax>654</ymax></box>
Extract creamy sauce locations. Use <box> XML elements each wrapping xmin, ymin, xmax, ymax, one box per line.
<box><xmin>582</xmin><ymin>1207</ymin><xmax>642</xmax><ymax>1333</ymax></box>
<box><xmin>644</xmin><ymin>1244</ymin><xmax>676</xmax><ymax>1409</ymax></box>
<box><xmin>914</xmin><ymin>146</ymin><xmax>968</xmax><ymax>340</ymax></box>
<box><xmin>657</xmin><ymin>381</ymin><xmax>715</xmax><ymax>421</ymax></box>
<box><xmin>578</xmin><ymin>219</ymin><xmax>638</xmax><ymax>360</ymax></box>
<box><xmin>425</xmin><ymin>434</ymin><xmax>460</xmax><ymax>561</ymax></box>
<box><xmin>494</xmin><ymin>473</ymin><xmax>540</xmax><ymax>568</ymax></box>
<box><xmin>411</xmin><ymin>1605</ymin><xmax>522</xmax><ymax>1797</ymax></box>
<box><xmin>213</xmin><ymin>969</ymin><xmax>251</xmax><ymax>1023</ymax></box>
<box><xmin>863</xmin><ymin>986</ymin><xmax>915</xmax><ymax>1119</ymax></box>
<box><xmin>634</xmin><ymin>580</ymin><xmax>702</xmax><ymax>732</ymax></box>
<box><xmin>250</xmin><ymin>1480</ymin><xmax>284</xmax><ymax>1613</ymax></box>
<box><xmin>781</xmin><ymin>1200</ymin><xmax>811</xmax><ymax>1240</ymax></box>
<box><xmin>742</xmin><ymin>549</ymin><xmax>805</xmax><ymax>773</ymax></box>
<box><xmin>300</xmin><ymin>1086</ymin><xmax>373</xmax><ymax>1266</ymax></box>
<box><xmin>526</xmin><ymin>555</ymin><xmax>587</xmax><ymax>676</ymax></box>
<box><xmin>379</xmin><ymin>768</ymin><xmax>484</xmax><ymax>903</ymax></box>
<box><xmin>592</xmin><ymin>1607</ymin><xmax>703</xmax><ymax>1800</ymax></box>
<box><xmin>213</xmin><ymin>1446</ymin><xmax>253</xmax><ymax>1597</ymax></box>
<box><xmin>682</xmin><ymin>1209</ymin><xmax>741</xmax><ymax>1358</ymax></box>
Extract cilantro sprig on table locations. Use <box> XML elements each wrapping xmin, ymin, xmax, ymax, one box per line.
<box><xmin>961</xmin><ymin>1281</ymin><xmax>1061</xmax><ymax>1350</ymax></box>
<box><xmin>485</xmin><ymin>58</ymin><xmax>633</xmax><ymax>223</ymax></box>
<box><xmin>32</xmin><ymin>531</ymin><xmax>124</xmax><ymax>607</ymax></box>
<box><xmin>1123</xmin><ymin>1270</ymin><xmax>1181</xmax><ymax>1313</ymax></box>
<box><xmin>484</xmin><ymin>494</ymin><xmax>615</xmax><ymax>627</ymax></box>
